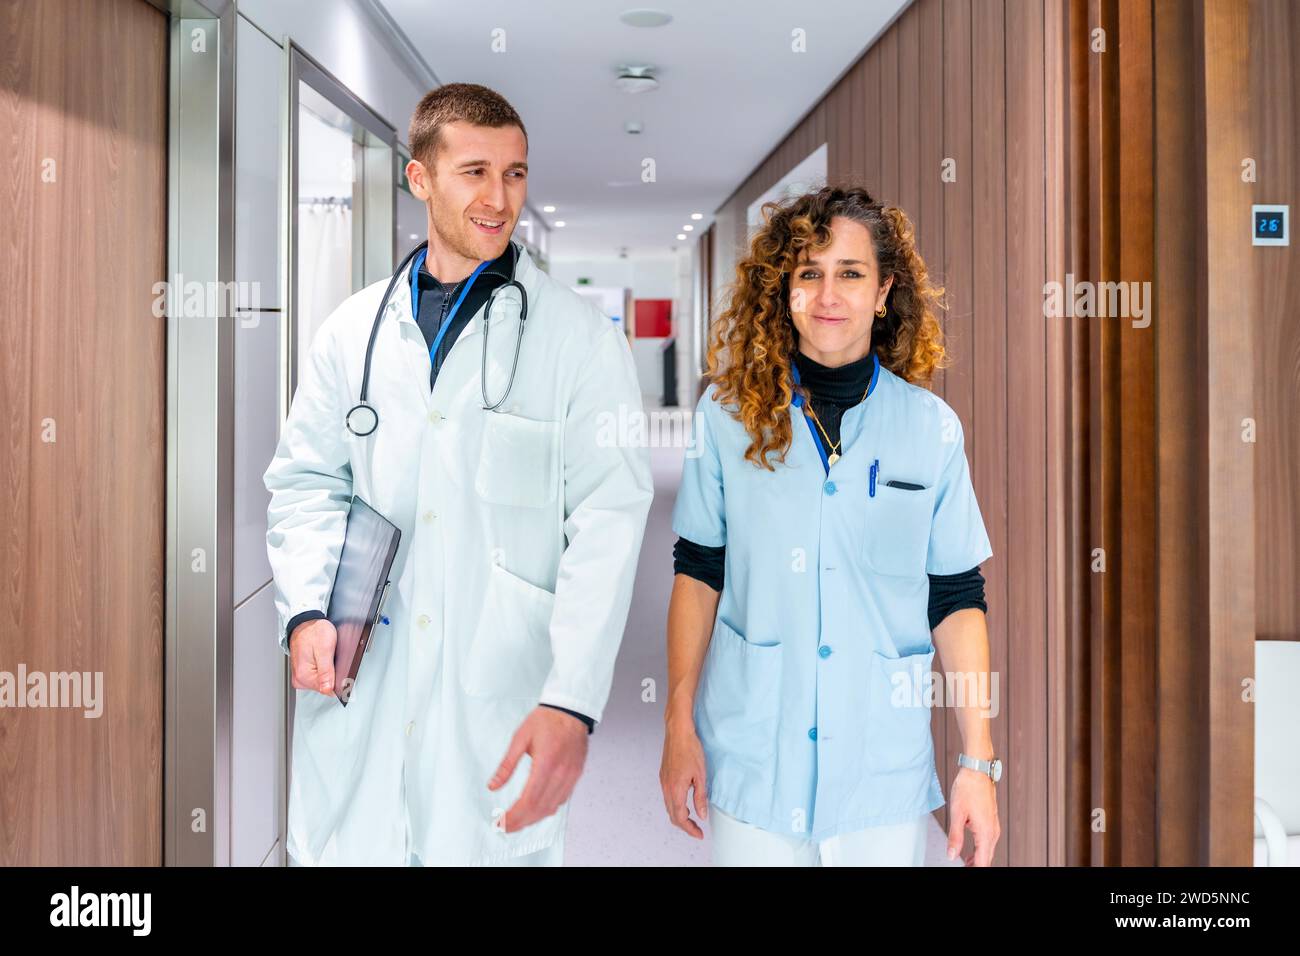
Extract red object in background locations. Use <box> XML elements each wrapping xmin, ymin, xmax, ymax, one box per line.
<box><xmin>634</xmin><ymin>299</ymin><xmax>673</xmax><ymax>337</ymax></box>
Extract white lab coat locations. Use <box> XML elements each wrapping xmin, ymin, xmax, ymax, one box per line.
<box><xmin>264</xmin><ymin>241</ymin><xmax>653</xmax><ymax>865</ymax></box>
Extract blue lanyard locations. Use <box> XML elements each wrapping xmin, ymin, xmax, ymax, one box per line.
<box><xmin>790</xmin><ymin>351</ymin><xmax>880</xmax><ymax>474</ymax></box>
<box><xmin>409</xmin><ymin>248</ymin><xmax>492</xmax><ymax>363</ymax></box>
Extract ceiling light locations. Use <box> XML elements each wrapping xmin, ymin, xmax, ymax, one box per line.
<box><xmin>554</xmin><ymin>220</ymin><xmax>566</xmax><ymax>227</ymax></box>
<box><xmin>619</xmin><ymin>9</ymin><xmax>672</xmax><ymax>28</ymax></box>
<box><xmin>691</xmin><ymin>212</ymin><xmax>703</xmax><ymax>220</ymax></box>
<box><xmin>683</xmin><ymin>225</ymin><xmax>693</xmax><ymax>231</ymax></box>
<box><xmin>543</xmin><ymin>205</ymin><xmax>556</xmax><ymax>212</ymax></box>
<box><xmin>676</xmin><ymin>233</ymin><xmax>686</xmax><ymax>240</ymax></box>
<box><xmin>615</xmin><ymin>65</ymin><xmax>659</xmax><ymax>94</ymax></box>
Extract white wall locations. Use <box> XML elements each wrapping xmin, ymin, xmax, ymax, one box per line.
<box><xmin>548</xmin><ymin>256</ymin><xmax>679</xmax><ymax>298</ymax></box>
<box><xmin>239</xmin><ymin>0</ymin><xmax>430</xmax><ymax>141</ymax></box>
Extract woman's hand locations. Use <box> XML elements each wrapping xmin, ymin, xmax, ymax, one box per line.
<box><xmin>659</xmin><ymin>720</ymin><xmax>709</xmax><ymax>839</ymax></box>
<box><xmin>945</xmin><ymin>768</ymin><xmax>1001</xmax><ymax>865</ymax></box>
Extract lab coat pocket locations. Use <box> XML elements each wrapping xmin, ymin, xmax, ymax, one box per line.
<box><xmin>866</xmin><ymin>646</ymin><xmax>936</xmax><ymax>774</ymax></box>
<box><xmin>694</xmin><ymin>618</ymin><xmax>783</xmax><ymax>768</ymax></box>
<box><xmin>462</xmin><ymin>561</ymin><xmax>556</xmax><ymax>700</ymax></box>
<box><xmin>289</xmin><ymin>687</ymin><xmax>370</xmax><ymax>862</ymax></box>
<box><xmin>862</xmin><ymin>483</ymin><xmax>934</xmax><ymax>577</ymax></box>
<box><xmin>475</xmin><ymin>412</ymin><xmax>560</xmax><ymax>508</ymax></box>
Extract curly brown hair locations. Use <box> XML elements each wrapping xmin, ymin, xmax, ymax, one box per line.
<box><xmin>705</xmin><ymin>184</ymin><xmax>947</xmax><ymax>470</ymax></box>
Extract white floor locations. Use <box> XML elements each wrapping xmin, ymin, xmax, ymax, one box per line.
<box><xmin>564</xmin><ymin>417</ymin><xmax>962</xmax><ymax>867</ymax></box>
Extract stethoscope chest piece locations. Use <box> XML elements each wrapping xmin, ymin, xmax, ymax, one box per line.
<box><xmin>345</xmin><ymin>401</ymin><xmax>379</xmax><ymax>437</ymax></box>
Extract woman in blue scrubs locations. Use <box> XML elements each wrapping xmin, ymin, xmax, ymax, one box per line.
<box><xmin>660</xmin><ymin>185</ymin><xmax>1002</xmax><ymax>866</ymax></box>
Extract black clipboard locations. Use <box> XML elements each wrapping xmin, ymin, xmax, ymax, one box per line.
<box><xmin>326</xmin><ymin>496</ymin><xmax>400</xmax><ymax>705</ymax></box>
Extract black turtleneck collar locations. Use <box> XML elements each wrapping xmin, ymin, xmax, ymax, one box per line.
<box><xmin>793</xmin><ymin>347</ymin><xmax>876</xmax><ymax>406</ymax></box>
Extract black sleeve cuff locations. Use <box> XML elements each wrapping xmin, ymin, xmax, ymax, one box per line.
<box><xmin>927</xmin><ymin>566</ymin><xmax>988</xmax><ymax>630</ymax></box>
<box><xmin>673</xmin><ymin>536</ymin><xmax>725</xmax><ymax>592</ymax></box>
<box><xmin>540</xmin><ymin>703</ymin><xmax>595</xmax><ymax>734</ymax></box>
<box><xmin>285</xmin><ymin>609</ymin><xmax>327</xmax><ymax>646</ymax></box>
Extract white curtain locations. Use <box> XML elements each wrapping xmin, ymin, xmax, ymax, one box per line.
<box><xmin>296</xmin><ymin>201</ymin><xmax>352</xmax><ymax>387</ymax></box>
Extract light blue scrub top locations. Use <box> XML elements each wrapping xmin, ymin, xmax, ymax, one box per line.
<box><xmin>672</xmin><ymin>358</ymin><xmax>993</xmax><ymax>840</ymax></box>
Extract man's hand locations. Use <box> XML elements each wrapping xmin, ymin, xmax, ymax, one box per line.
<box><xmin>659</xmin><ymin>719</ymin><xmax>708</xmax><ymax>838</ymax></box>
<box><xmin>946</xmin><ymin>768</ymin><xmax>1001</xmax><ymax>866</ymax></box>
<box><xmin>488</xmin><ymin>706</ymin><xmax>589</xmax><ymax>833</ymax></box>
<box><xmin>289</xmin><ymin>618</ymin><xmax>339</xmax><ymax>697</ymax></box>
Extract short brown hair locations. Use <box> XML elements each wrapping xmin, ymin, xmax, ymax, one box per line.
<box><xmin>408</xmin><ymin>83</ymin><xmax>527</xmax><ymax>167</ymax></box>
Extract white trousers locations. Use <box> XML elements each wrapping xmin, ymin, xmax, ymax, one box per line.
<box><xmin>709</xmin><ymin>804</ymin><xmax>929</xmax><ymax>866</ymax></box>
<box><xmin>288</xmin><ymin>840</ymin><xmax>563</xmax><ymax>867</ymax></box>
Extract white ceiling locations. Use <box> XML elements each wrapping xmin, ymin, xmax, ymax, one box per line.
<box><xmin>378</xmin><ymin>0</ymin><xmax>909</xmax><ymax>259</ymax></box>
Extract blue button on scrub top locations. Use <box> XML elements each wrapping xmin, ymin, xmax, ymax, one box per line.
<box><xmin>672</xmin><ymin>363</ymin><xmax>993</xmax><ymax>840</ymax></box>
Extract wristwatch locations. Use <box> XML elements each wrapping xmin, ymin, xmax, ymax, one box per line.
<box><xmin>957</xmin><ymin>752</ymin><xmax>1002</xmax><ymax>782</ymax></box>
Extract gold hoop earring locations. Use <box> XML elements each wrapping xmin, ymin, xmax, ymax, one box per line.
<box><xmin>875</xmin><ymin>304</ymin><xmax>887</xmax><ymax>318</ymax></box>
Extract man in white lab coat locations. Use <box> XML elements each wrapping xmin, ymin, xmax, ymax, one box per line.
<box><xmin>264</xmin><ymin>83</ymin><xmax>653</xmax><ymax>865</ymax></box>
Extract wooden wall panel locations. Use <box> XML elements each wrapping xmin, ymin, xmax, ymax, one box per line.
<box><xmin>939</xmin><ymin>0</ymin><xmax>980</xmax><ymax>852</ymax></box>
<box><xmin>1067</xmin><ymin>0</ymin><xmax>1261</xmax><ymax>865</ymax></box>
<box><xmin>861</xmin><ymin>50</ymin><xmax>880</xmax><ymax>189</ymax></box>
<box><xmin>917</xmin><ymin>0</ymin><xmax>946</xmax><ymax>401</ymax></box>
<box><xmin>1043</xmin><ymin>0</ymin><xmax>1070</xmax><ymax>870</ymax></box>
<box><xmin>970</xmin><ymin>0</ymin><xmax>1012</xmax><ymax>869</ymax></box>
<box><xmin>1250</xmin><ymin>0</ymin><xmax>1300</xmax><ymax>641</ymax></box>
<box><xmin>0</xmin><ymin>0</ymin><xmax>167</xmax><ymax>865</ymax></box>
<box><xmin>1063</xmin><ymin>0</ymin><xmax>1093</xmax><ymax>867</ymax></box>
<box><xmin>849</xmin><ymin>57</ymin><xmax>865</xmax><ymax>182</ymax></box>
<box><xmin>878</xmin><ymin>29</ymin><xmax>900</xmax><ymax>202</ymax></box>
<box><xmin>1152</xmin><ymin>0</ymin><xmax>1206</xmax><ymax>867</ymax></box>
<box><xmin>1005</xmin><ymin>0</ymin><xmax>1049</xmax><ymax>868</ymax></box>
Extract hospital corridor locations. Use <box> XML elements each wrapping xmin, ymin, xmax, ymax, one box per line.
<box><xmin>3</xmin><ymin>0</ymin><xmax>1300</xmax><ymax>904</ymax></box>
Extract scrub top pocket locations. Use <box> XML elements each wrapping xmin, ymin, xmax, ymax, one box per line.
<box><xmin>694</xmin><ymin>618</ymin><xmax>783</xmax><ymax>772</ymax></box>
<box><xmin>862</xmin><ymin>483</ymin><xmax>934</xmax><ymax>577</ymax></box>
<box><xmin>474</xmin><ymin>412</ymin><xmax>560</xmax><ymax>508</ymax></box>
<box><xmin>865</xmin><ymin>646</ymin><xmax>936</xmax><ymax>774</ymax></box>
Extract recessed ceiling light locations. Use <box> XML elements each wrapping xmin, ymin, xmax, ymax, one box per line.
<box><xmin>519</xmin><ymin>220</ymin><xmax>530</xmax><ymax>228</ymax></box>
<box><xmin>676</xmin><ymin>233</ymin><xmax>686</xmax><ymax>240</ymax></box>
<box><xmin>690</xmin><ymin>212</ymin><xmax>703</xmax><ymax>220</ymax></box>
<box><xmin>543</xmin><ymin>205</ymin><xmax>556</xmax><ymax>212</ymax></box>
<box><xmin>554</xmin><ymin>220</ymin><xmax>566</xmax><ymax>227</ymax></box>
<box><xmin>683</xmin><ymin>225</ymin><xmax>693</xmax><ymax>231</ymax></box>
<box><xmin>408</xmin><ymin>233</ymin><xmax>420</xmax><ymax>240</ymax></box>
<box><xmin>615</xmin><ymin>65</ymin><xmax>659</xmax><ymax>94</ymax></box>
<box><xmin>619</xmin><ymin>9</ymin><xmax>672</xmax><ymax>28</ymax></box>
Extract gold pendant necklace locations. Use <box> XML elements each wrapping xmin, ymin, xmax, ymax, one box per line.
<box><xmin>803</xmin><ymin>382</ymin><xmax>871</xmax><ymax>468</ymax></box>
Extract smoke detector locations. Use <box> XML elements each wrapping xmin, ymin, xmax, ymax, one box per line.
<box><xmin>615</xmin><ymin>65</ymin><xmax>659</xmax><ymax>94</ymax></box>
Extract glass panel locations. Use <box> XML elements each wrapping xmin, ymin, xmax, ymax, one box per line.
<box><xmin>293</xmin><ymin>77</ymin><xmax>394</xmax><ymax>388</ymax></box>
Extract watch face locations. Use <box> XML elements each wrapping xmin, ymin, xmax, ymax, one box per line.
<box><xmin>991</xmin><ymin>759</ymin><xmax>1003</xmax><ymax>782</ymax></box>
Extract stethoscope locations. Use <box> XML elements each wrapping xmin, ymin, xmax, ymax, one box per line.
<box><xmin>345</xmin><ymin>240</ymin><xmax>529</xmax><ymax>437</ymax></box>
